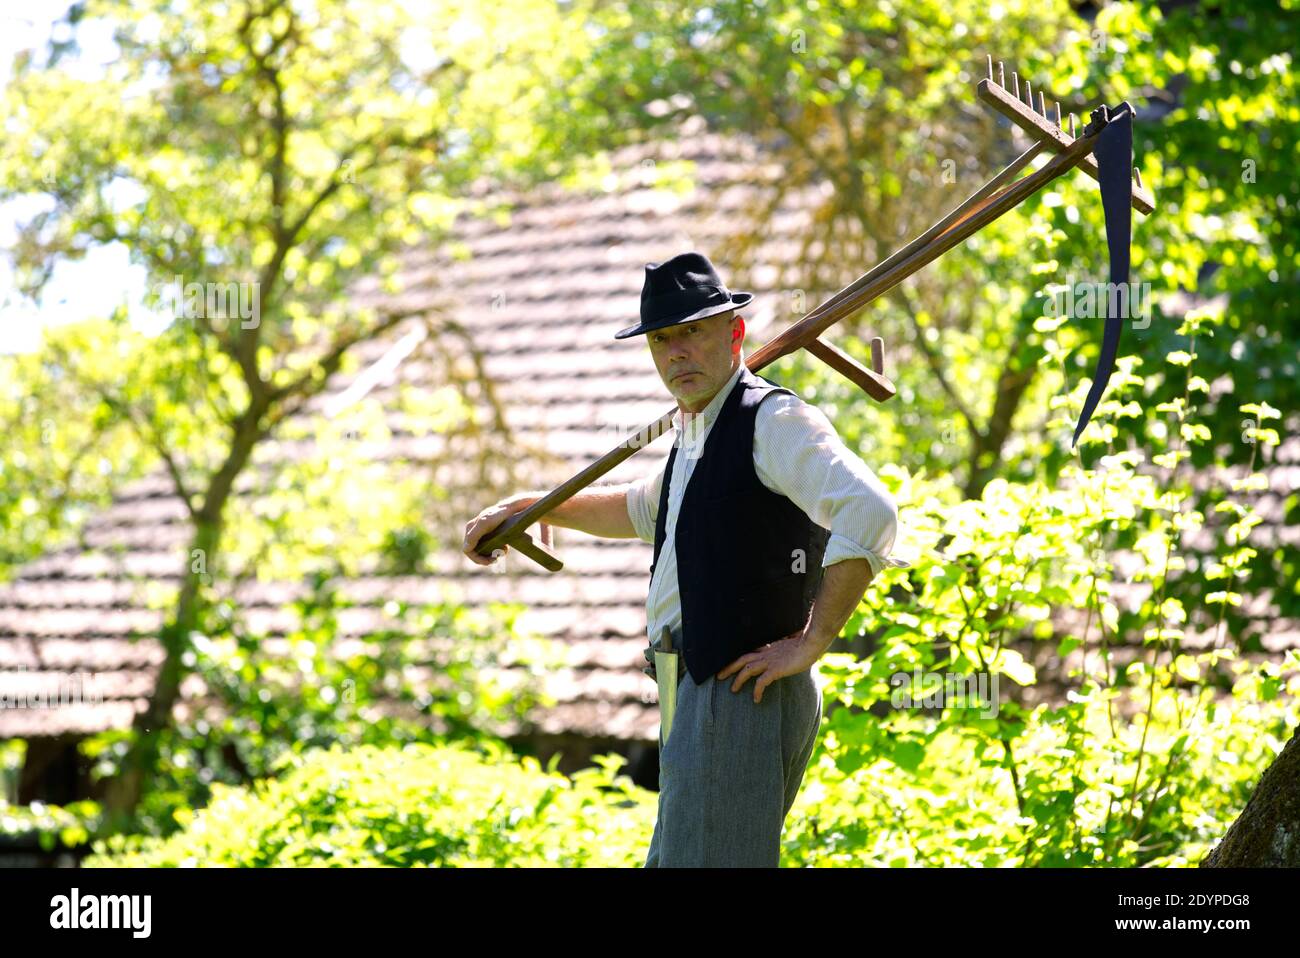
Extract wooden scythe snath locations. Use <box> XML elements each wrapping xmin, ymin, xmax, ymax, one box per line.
<box><xmin>474</xmin><ymin>56</ymin><xmax>1155</xmax><ymax>573</ymax></box>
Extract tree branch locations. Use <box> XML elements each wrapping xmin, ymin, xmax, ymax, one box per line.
<box><xmin>265</xmin><ymin>307</ymin><xmax>428</xmax><ymax>426</ymax></box>
<box><xmin>82</xmin><ymin>380</ymin><xmax>200</xmax><ymax>520</ymax></box>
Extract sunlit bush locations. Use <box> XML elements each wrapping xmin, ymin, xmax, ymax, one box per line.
<box><xmin>86</xmin><ymin>741</ymin><xmax>653</xmax><ymax>867</ymax></box>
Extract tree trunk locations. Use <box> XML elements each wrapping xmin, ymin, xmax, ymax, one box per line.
<box><xmin>101</xmin><ymin>517</ymin><xmax>223</xmax><ymax>827</ymax></box>
<box><xmin>962</xmin><ymin>362</ymin><xmax>1035</xmax><ymax>500</ymax></box>
<box><xmin>1201</xmin><ymin>724</ymin><xmax>1300</xmax><ymax>866</ymax></box>
<box><xmin>101</xmin><ymin>411</ymin><xmax>262</xmax><ymax>825</ymax></box>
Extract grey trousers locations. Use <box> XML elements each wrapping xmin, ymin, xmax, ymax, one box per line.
<box><xmin>643</xmin><ymin>665</ymin><xmax>823</xmax><ymax>867</ymax></box>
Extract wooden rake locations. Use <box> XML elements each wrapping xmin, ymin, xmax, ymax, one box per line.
<box><xmin>474</xmin><ymin>56</ymin><xmax>1155</xmax><ymax>572</ymax></box>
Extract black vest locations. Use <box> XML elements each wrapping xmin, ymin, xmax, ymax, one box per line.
<box><xmin>651</xmin><ymin>365</ymin><xmax>831</xmax><ymax>685</ymax></box>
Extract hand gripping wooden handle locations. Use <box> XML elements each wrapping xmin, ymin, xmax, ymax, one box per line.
<box><xmin>476</xmin><ymin>516</ymin><xmax>564</xmax><ymax>572</ymax></box>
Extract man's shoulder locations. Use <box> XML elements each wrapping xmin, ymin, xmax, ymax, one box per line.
<box><xmin>741</xmin><ymin>369</ymin><xmax>807</xmax><ymax>408</ymax></box>
<box><xmin>753</xmin><ymin>384</ymin><xmax>820</xmax><ymax>420</ymax></box>
<box><xmin>751</xmin><ymin>390</ymin><xmax>840</xmax><ymax>457</ymax></box>
<box><xmin>737</xmin><ymin>368</ymin><xmax>834</xmax><ymax>434</ymax></box>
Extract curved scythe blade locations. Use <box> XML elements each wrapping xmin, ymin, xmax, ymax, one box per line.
<box><xmin>1072</xmin><ymin>107</ymin><xmax>1133</xmax><ymax>448</ymax></box>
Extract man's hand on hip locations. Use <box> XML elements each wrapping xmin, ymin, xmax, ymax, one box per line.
<box><xmin>716</xmin><ymin>628</ymin><xmax>824</xmax><ymax>704</ymax></box>
<box><xmin>718</xmin><ymin>560</ymin><xmax>873</xmax><ymax>701</ymax></box>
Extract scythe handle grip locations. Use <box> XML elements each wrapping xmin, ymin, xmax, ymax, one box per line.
<box><xmin>474</xmin><ymin>513</ymin><xmax>564</xmax><ymax>572</ymax></box>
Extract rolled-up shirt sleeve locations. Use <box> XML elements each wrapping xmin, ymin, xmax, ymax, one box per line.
<box><xmin>752</xmin><ymin>392</ymin><xmax>908</xmax><ymax>576</ymax></box>
<box><xmin>624</xmin><ymin>465</ymin><xmax>663</xmax><ymax>545</ymax></box>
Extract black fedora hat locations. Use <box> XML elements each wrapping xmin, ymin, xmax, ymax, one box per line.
<box><xmin>614</xmin><ymin>251</ymin><xmax>754</xmax><ymax>340</ymax></box>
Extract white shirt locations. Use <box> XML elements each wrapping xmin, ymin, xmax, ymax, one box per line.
<box><xmin>625</xmin><ymin>360</ymin><xmax>908</xmax><ymax>648</ymax></box>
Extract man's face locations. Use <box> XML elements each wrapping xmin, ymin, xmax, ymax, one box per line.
<box><xmin>646</xmin><ymin>311</ymin><xmax>744</xmax><ymax>412</ymax></box>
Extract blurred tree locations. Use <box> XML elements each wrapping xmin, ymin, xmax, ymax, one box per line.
<box><xmin>0</xmin><ymin>0</ymin><xmax>609</xmax><ymax>823</ymax></box>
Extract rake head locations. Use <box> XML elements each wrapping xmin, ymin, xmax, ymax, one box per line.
<box><xmin>981</xmin><ymin>54</ymin><xmax>1153</xmax><ymax>215</ymax></box>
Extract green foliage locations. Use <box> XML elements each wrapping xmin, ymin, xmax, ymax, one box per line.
<box><xmin>77</xmin><ymin>576</ymin><xmax>567</xmax><ymax>838</ymax></box>
<box><xmin>84</xmin><ymin>741</ymin><xmax>654</xmax><ymax>867</ymax></box>
<box><xmin>379</xmin><ymin>526</ymin><xmax>436</xmax><ymax>575</ymax></box>
<box><xmin>0</xmin><ymin>0</ymin><xmax>602</xmax><ymax>544</ymax></box>
<box><xmin>0</xmin><ymin>319</ymin><xmax>154</xmax><ymax>579</ymax></box>
<box><xmin>786</xmin><ymin>664</ymin><xmax>1297</xmax><ymax>866</ymax></box>
<box><xmin>0</xmin><ymin>798</ymin><xmax>103</xmax><ymax>854</ymax></box>
<box><xmin>1</xmin><ymin>741</ymin><xmax>100</xmax><ymax>853</ymax></box>
<box><xmin>776</xmin><ymin>323</ymin><xmax>1298</xmax><ymax>866</ymax></box>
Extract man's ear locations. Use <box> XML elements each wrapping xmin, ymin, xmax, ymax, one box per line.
<box><xmin>731</xmin><ymin>314</ymin><xmax>745</xmax><ymax>352</ymax></box>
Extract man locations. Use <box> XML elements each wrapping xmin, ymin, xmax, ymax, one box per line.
<box><xmin>464</xmin><ymin>251</ymin><xmax>905</xmax><ymax>867</ymax></box>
